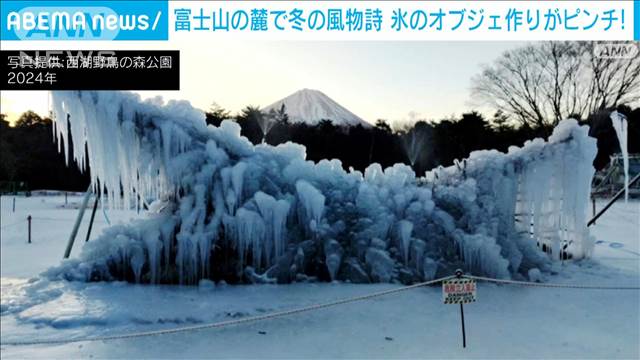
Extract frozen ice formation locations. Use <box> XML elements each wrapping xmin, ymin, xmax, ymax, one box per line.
<box><xmin>46</xmin><ymin>91</ymin><xmax>597</xmax><ymax>285</ymax></box>
<box><xmin>610</xmin><ymin>111</ymin><xmax>629</xmax><ymax>202</ymax></box>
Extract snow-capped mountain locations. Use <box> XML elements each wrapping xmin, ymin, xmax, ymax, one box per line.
<box><xmin>263</xmin><ymin>89</ymin><xmax>370</xmax><ymax>127</ymax></box>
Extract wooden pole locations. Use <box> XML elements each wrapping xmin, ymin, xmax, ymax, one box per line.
<box><xmin>12</xmin><ymin>197</ymin><xmax>16</xmax><ymax>213</ymax></box>
<box><xmin>64</xmin><ymin>186</ymin><xmax>92</xmax><ymax>258</ymax></box>
<box><xmin>85</xmin><ymin>191</ymin><xmax>101</xmax><ymax>242</ymax></box>
<box><xmin>460</xmin><ymin>303</ymin><xmax>466</xmax><ymax>348</ymax></box>
<box><xmin>27</xmin><ymin>215</ymin><xmax>31</xmax><ymax>244</ymax></box>
<box><xmin>455</xmin><ymin>269</ymin><xmax>466</xmax><ymax>348</ymax></box>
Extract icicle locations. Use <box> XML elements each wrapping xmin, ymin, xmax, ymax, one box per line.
<box><xmin>254</xmin><ymin>192</ymin><xmax>276</xmax><ymax>264</ymax></box>
<box><xmin>324</xmin><ymin>239</ymin><xmax>343</xmax><ymax>281</ymax></box>
<box><xmin>254</xmin><ymin>192</ymin><xmax>291</xmax><ymax>266</ymax></box>
<box><xmin>235</xmin><ymin>208</ymin><xmax>266</xmax><ymax>268</ymax></box>
<box><xmin>143</xmin><ymin>229</ymin><xmax>162</xmax><ymax>284</ymax></box>
<box><xmin>273</xmin><ymin>199</ymin><xmax>291</xmax><ymax>259</ymax></box>
<box><xmin>396</xmin><ymin>220</ymin><xmax>413</xmax><ymax>265</ymax></box>
<box><xmin>610</xmin><ymin>111</ymin><xmax>629</xmax><ymax>202</ymax></box>
<box><xmin>295</xmin><ymin>180</ymin><xmax>325</xmax><ymax>235</ymax></box>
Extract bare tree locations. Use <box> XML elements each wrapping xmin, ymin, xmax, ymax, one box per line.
<box><xmin>472</xmin><ymin>42</ymin><xmax>640</xmax><ymax>128</ymax></box>
<box><xmin>583</xmin><ymin>43</ymin><xmax>640</xmax><ymax>113</ymax></box>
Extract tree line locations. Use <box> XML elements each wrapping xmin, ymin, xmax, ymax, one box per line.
<box><xmin>210</xmin><ymin>104</ymin><xmax>639</xmax><ymax>176</ymax></box>
<box><xmin>0</xmin><ymin>111</ymin><xmax>90</xmax><ymax>193</ymax></box>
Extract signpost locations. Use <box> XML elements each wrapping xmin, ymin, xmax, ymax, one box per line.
<box><xmin>443</xmin><ymin>270</ymin><xmax>476</xmax><ymax>348</ymax></box>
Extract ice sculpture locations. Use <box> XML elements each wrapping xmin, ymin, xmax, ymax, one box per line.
<box><xmin>46</xmin><ymin>91</ymin><xmax>597</xmax><ymax>285</ymax></box>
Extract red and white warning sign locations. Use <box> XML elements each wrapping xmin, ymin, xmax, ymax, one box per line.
<box><xmin>443</xmin><ymin>278</ymin><xmax>477</xmax><ymax>304</ymax></box>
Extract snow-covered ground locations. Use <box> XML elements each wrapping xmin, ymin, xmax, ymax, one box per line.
<box><xmin>1</xmin><ymin>194</ymin><xmax>639</xmax><ymax>359</ymax></box>
<box><xmin>0</xmin><ymin>194</ymin><xmax>140</xmax><ymax>278</ymax></box>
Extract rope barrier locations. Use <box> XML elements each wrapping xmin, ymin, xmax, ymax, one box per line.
<box><xmin>0</xmin><ymin>275</ymin><xmax>456</xmax><ymax>347</ymax></box>
<box><xmin>30</xmin><ymin>217</ymin><xmax>108</xmax><ymax>223</ymax></box>
<box><xmin>464</xmin><ymin>275</ymin><xmax>640</xmax><ymax>290</ymax></box>
<box><xmin>0</xmin><ymin>216</ymin><xmax>108</xmax><ymax>229</ymax></box>
<box><xmin>30</xmin><ymin>217</ymin><xmax>78</xmax><ymax>222</ymax></box>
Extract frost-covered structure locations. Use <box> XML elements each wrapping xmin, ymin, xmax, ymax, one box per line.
<box><xmin>47</xmin><ymin>91</ymin><xmax>597</xmax><ymax>285</ymax></box>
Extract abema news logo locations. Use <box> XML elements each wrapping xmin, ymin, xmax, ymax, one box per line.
<box><xmin>1</xmin><ymin>0</ymin><xmax>169</xmax><ymax>41</ymax></box>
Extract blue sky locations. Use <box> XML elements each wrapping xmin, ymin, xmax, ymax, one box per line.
<box><xmin>1</xmin><ymin>41</ymin><xmax>523</xmax><ymax>125</ymax></box>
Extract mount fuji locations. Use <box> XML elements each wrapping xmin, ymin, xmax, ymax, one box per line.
<box><xmin>263</xmin><ymin>89</ymin><xmax>370</xmax><ymax>127</ymax></box>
